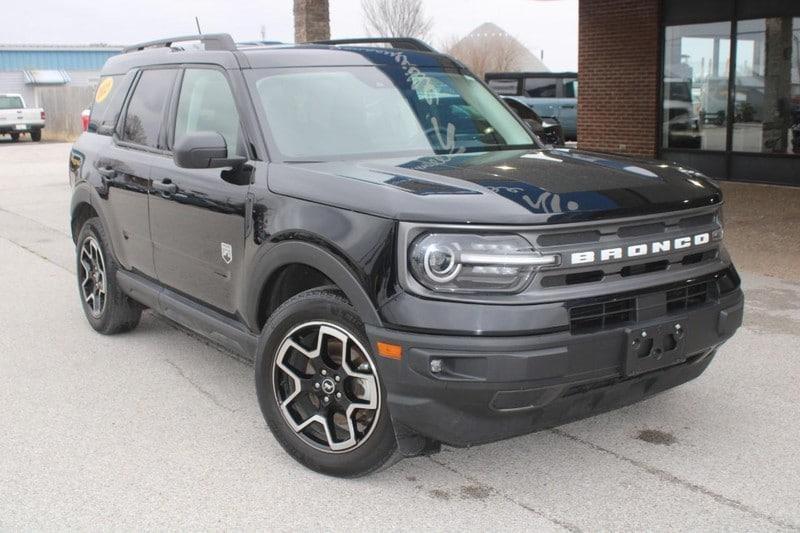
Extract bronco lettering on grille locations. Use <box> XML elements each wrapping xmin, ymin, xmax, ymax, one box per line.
<box><xmin>570</xmin><ymin>232</ymin><xmax>711</xmax><ymax>266</ymax></box>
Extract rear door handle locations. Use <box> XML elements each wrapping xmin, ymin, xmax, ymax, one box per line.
<box><xmin>152</xmin><ymin>178</ymin><xmax>177</xmax><ymax>194</ymax></box>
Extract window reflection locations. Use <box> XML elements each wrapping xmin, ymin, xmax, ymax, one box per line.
<box><xmin>663</xmin><ymin>22</ymin><xmax>731</xmax><ymax>150</ymax></box>
<box><xmin>733</xmin><ymin>17</ymin><xmax>800</xmax><ymax>155</ymax></box>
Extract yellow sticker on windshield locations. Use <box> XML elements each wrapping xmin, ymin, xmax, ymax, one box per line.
<box><xmin>95</xmin><ymin>77</ymin><xmax>114</xmax><ymax>103</ymax></box>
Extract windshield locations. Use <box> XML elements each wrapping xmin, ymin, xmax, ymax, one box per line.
<box><xmin>248</xmin><ymin>65</ymin><xmax>537</xmax><ymax>161</ymax></box>
<box><xmin>0</xmin><ymin>95</ymin><xmax>24</xmax><ymax>110</ymax></box>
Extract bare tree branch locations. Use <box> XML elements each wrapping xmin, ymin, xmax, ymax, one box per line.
<box><xmin>444</xmin><ymin>29</ymin><xmax>527</xmax><ymax>79</ymax></box>
<box><xmin>362</xmin><ymin>0</ymin><xmax>433</xmax><ymax>40</ymax></box>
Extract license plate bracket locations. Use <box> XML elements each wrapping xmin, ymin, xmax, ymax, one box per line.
<box><xmin>624</xmin><ymin>318</ymin><xmax>687</xmax><ymax>377</ymax></box>
<box><xmin>14</xmin><ymin>124</ymin><xmax>27</xmax><ymax>130</ymax></box>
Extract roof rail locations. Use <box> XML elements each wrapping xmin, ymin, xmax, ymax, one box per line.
<box><xmin>123</xmin><ymin>33</ymin><xmax>236</xmax><ymax>54</ymax></box>
<box><xmin>310</xmin><ymin>37</ymin><xmax>436</xmax><ymax>53</ymax></box>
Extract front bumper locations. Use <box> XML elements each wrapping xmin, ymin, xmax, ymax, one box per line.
<box><xmin>366</xmin><ymin>277</ymin><xmax>743</xmax><ymax>447</ymax></box>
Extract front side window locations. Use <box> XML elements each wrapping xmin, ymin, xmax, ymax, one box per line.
<box><xmin>523</xmin><ymin>77</ymin><xmax>557</xmax><ymax>98</ymax></box>
<box><xmin>0</xmin><ymin>95</ymin><xmax>24</xmax><ymax>109</ymax></box>
<box><xmin>248</xmin><ymin>66</ymin><xmax>535</xmax><ymax>161</ymax></box>
<box><xmin>121</xmin><ymin>69</ymin><xmax>177</xmax><ymax>148</ymax></box>
<box><xmin>174</xmin><ymin>69</ymin><xmax>243</xmax><ymax>156</ymax></box>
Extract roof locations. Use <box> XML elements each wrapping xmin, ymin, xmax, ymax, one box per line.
<box><xmin>0</xmin><ymin>44</ymin><xmax>122</xmax><ymax>71</ymax></box>
<box><xmin>100</xmin><ymin>42</ymin><xmax>456</xmax><ymax>75</ymax></box>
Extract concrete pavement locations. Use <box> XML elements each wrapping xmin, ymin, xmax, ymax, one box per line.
<box><xmin>1</xmin><ymin>142</ymin><xmax>799</xmax><ymax>531</ymax></box>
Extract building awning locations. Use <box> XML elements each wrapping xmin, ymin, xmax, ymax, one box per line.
<box><xmin>23</xmin><ymin>69</ymin><xmax>71</xmax><ymax>85</ymax></box>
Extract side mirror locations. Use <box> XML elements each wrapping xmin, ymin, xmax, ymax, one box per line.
<box><xmin>174</xmin><ymin>131</ymin><xmax>246</xmax><ymax>169</ymax></box>
<box><xmin>523</xmin><ymin>118</ymin><xmax>543</xmax><ymax>135</ymax></box>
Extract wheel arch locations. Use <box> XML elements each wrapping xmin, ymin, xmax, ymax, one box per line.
<box><xmin>70</xmin><ymin>185</ymin><xmax>99</xmax><ymax>243</ymax></box>
<box><xmin>245</xmin><ymin>241</ymin><xmax>383</xmax><ymax>333</ymax></box>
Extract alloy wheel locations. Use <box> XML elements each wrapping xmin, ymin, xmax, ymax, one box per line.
<box><xmin>79</xmin><ymin>236</ymin><xmax>107</xmax><ymax>318</ymax></box>
<box><xmin>272</xmin><ymin>322</ymin><xmax>380</xmax><ymax>453</ymax></box>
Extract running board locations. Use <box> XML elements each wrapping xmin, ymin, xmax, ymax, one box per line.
<box><xmin>116</xmin><ymin>270</ymin><xmax>258</xmax><ymax>360</ymax></box>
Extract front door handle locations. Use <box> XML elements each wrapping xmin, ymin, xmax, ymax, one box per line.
<box><xmin>152</xmin><ymin>178</ymin><xmax>177</xmax><ymax>194</ymax></box>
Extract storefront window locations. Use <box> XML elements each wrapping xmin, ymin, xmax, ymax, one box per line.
<box><xmin>662</xmin><ymin>22</ymin><xmax>731</xmax><ymax>150</ymax></box>
<box><xmin>733</xmin><ymin>17</ymin><xmax>800</xmax><ymax>155</ymax></box>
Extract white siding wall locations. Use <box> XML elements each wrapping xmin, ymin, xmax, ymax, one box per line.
<box><xmin>0</xmin><ymin>72</ymin><xmax>35</xmax><ymax>106</ymax></box>
<box><xmin>0</xmin><ymin>70</ymin><xmax>100</xmax><ymax>107</ymax></box>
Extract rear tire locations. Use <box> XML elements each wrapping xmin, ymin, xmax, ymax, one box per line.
<box><xmin>30</xmin><ymin>129</ymin><xmax>41</xmax><ymax>142</ymax></box>
<box><xmin>10</xmin><ymin>133</ymin><xmax>20</xmax><ymax>142</ymax></box>
<box><xmin>255</xmin><ymin>288</ymin><xmax>399</xmax><ymax>477</ymax></box>
<box><xmin>76</xmin><ymin>217</ymin><xmax>142</xmax><ymax>334</ymax></box>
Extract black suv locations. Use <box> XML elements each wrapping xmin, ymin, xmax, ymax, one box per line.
<box><xmin>69</xmin><ymin>34</ymin><xmax>743</xmax><ymax>477</ymax></box>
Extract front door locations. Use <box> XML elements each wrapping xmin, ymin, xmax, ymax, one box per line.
<box><xmin>148</xmin><ymin>67</ymin><xmax>251</xmax><ymax>314</ymax></box>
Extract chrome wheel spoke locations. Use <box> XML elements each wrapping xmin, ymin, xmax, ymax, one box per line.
<box><xmin>272</xmin><ymin>321</ymin><xmax>381</xmax><ymax>454</ymax></box>
<box><xmin>79</xmin><ymin>236</ymin><xmax>107</xmax><ymax>318</ymax></box>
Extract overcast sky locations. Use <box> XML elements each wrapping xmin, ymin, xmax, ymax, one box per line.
<box><xmin>5</xmin><ymin>0</ymin><xmax>578</xmax><ymax>71</ymax></box>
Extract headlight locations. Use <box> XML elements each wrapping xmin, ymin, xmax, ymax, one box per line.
<box><xmin>409</xmin><ymin>233</ymin><xmax>559</xmax><ymax>294</ymax></box>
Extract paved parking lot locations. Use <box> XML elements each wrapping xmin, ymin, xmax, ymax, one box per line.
<box><xmin>1</xmin><ymin>142</ymin><xmax>799</xmax><ymax>531</ymax></box>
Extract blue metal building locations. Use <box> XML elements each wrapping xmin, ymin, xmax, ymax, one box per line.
<box><xmin>0</xmin><ymin>44</ymin><xmax>121</xmax><ymax>107</ymax></box>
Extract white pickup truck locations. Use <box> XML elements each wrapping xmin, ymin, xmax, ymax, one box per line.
<box><xmin>0</xmin><ymin>94</ymin><xmax>45</xmax><ymax>142</ymax></box>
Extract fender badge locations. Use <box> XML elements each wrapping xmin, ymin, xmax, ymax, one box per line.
<box><xmin>220</xmin><ymin>242</ymin><xmax>233</xmax><ymax>264</ymax></box>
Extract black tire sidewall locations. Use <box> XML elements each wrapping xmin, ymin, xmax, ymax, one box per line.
<box><xmin>75</xmin><ymin>218</ymin><xmax>140</xmax><ymax>334</ymax></box>
<box><xmin>255</xmin><ymin>289</ymin><xmax>397</xmax><ymax>478</ymax></box>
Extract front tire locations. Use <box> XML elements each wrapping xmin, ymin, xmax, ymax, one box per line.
<box><xmin>255</xmin><ymin>288</ymin><xmax>398</xmax><ymax>477</ymax></box>
<box><xmin>76</xmin><ymin>218</ymin><xmax>142</xmax><ymax>334</ymax></box>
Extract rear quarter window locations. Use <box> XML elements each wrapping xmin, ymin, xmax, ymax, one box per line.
<box><xmin>89</xmin><ymin>74</ymin><xmax>133</xmax><ymax>135</ymax></box>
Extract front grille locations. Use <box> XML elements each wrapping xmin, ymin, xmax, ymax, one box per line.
<box><xmin>569</xmin><ymin>298</ymin><xmax>636</xmax><ymax>334</ymax></box>
<box><xmin>531</xmin><ymin>208</ymin><xmax>722</xmax><ymax>290</ymax></box>
<box><xmin>565</xmin><ymin>270</ymin><xmax>733</xmax><ymax>335</ymax></box>
<box><xmin>666</xmin><ymin>281</ymin><xmax>711</xmax><ymax>313</ymax></box>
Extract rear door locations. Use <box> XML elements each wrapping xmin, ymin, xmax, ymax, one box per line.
<box><xmin>148</xmin><ymin>67</ymin><xmax>251</xmax><ymax>314</ymax></box>
<box><xmin>94</xmin><ymin>69</ymin><xmax>178</xmax><ymax>278</ymax></box>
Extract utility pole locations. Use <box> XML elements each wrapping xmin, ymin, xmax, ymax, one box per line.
<box><xmin>294</xmin><ymin>0</ymin><xmax>330</xmax><ymax>43</ymax></box>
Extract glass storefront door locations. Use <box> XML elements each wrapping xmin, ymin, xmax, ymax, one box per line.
<box><xmin>733</xmin><ymin>17</ymin><xmax>800</xmax><ymax>155</ymax></box>
<box><xmin>663</xmin><ymin>22</ymin><xmax>731</xmax><ymax>151</ymax></box>
<box><xmin>661</xmin><ymin>3</ymin><xmax>800</xmax><ymax>185</ymax></box>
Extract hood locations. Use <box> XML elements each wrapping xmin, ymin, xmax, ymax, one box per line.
<box><xmin>268</xmin><ymin>148</ymin><xmax>721</xmax><ymax>225</ymax></box>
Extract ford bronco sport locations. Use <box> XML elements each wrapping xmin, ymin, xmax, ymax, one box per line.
<box><xmin>69</xmin><ymin>35</ymin><xmax>743</xmax><ymax>477</ymax></box>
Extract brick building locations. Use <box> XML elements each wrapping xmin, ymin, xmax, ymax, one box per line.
<box><xmin>579</xmin><ymin>0</ymin><xmax>800</xmax><ymax>185</ymax></box>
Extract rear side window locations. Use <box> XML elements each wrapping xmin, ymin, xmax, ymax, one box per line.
<box><xmin>487</xmin><ymin>78</ymin><xmax>519</xmax><ymax>96</ymax></box>
<box><xmin>524</xmin><ymin>78</ymin><xmax>557</xmax><ymax>98</ymax></box>
<box><xmin>121</xmin><ymin>69</ymin><xmax>177</xmax><ymax>148</ymax></box>
<box><xmin>89</xmin><ymin>74</ymin><xmax>131</xmax><ymax>135</ymax></box>
<box><xmin>174</xmin><ymin>69</ymin><xmax>243</xmax><ymax>156</ymax></box>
